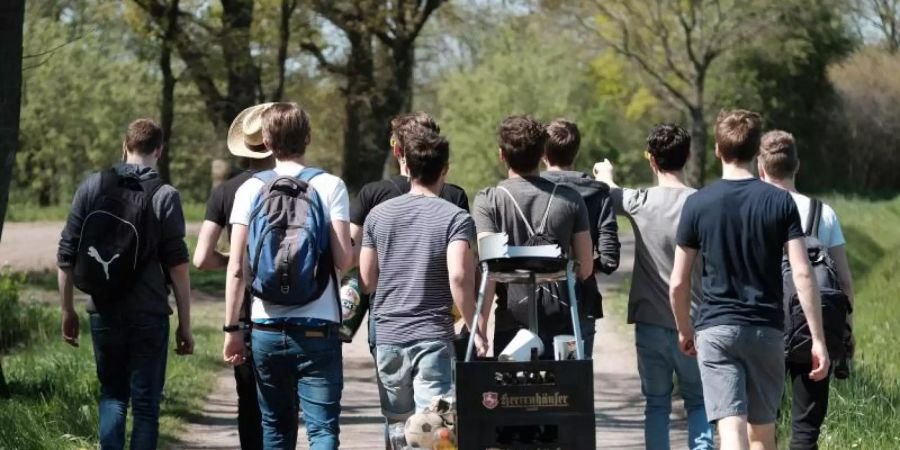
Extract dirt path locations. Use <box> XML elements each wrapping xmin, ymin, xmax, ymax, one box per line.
<box><xmin>0</xmin><ymin>221</ymin><xmax>202</xmax><ymax>272</ymax></box>
<box><xmin>172</xmin><ymin>235</ymin><xmax>693</xmax><ymax>449</ymax></box>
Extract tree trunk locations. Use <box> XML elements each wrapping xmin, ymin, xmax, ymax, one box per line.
<box><xmin>686</xmin><ymin>107</ymin><xmax>707</xmax><ymax>187</ymax></box>
<box><xmin>340</xmin><ymin>31</ymin><xmax>382</xmax><ymax>193</ymax></box>
<box><xmin>0</xmin><ymin>0</ymin><xmax>26</xmax><ymax>400</ymax></box>
<box><xmin>157</xmin><ymin>0</ymin><xmax>179</xmax><ymax>184</ymax></box>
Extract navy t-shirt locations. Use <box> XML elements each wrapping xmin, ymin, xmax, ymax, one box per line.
<box><xmin>676</xmin><ymin>178</ymin><xmax>804</xmax><ymax>331</ymax></box>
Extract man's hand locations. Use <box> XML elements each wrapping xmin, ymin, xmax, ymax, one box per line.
<box><xmin>475</xmin><ymin>332</ymin><xmax>490</xmax><ymax>358</ymax></box>
<box><xmin>592</xmin><ymin>159</ymin><xmax>614</xmax><ymax>182</ymax></box>
<box><xmin>809</xmin><ymin>339</ymin><xmax>831</xmax><ymax>381</ymax></box>
<box><xmin>61</xmin><ymin>308</ymin><xmax>79</xmax><ymax>347</ymax></box>
<box><xmin>678</xmin><ymin>326</ymin><xmax>697</xmax><ymax>357</ymax></box>
<box><xmin>176</xmin><ymin>323</ymin><xmax>194</xmax><ymax>355</ymax></box>
<box><xmin>223</xmin><ymin>332</ymin><xmax>248</xmax><ymax>366</ymax></box>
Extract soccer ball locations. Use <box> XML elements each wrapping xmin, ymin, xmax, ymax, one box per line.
<box><xmin>404</xmin><ymin>411</ymin><xmax>444</xmax><ymax>448</ymax></box>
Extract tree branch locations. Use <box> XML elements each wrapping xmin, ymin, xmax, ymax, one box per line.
<box><xmin>300</xmin><ymin>40</ymin><xmax>348</xmax><ymax>75</ymax></box>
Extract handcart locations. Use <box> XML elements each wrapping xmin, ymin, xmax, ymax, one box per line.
<box><xmin>455</xmin><ymin>247</ymin><xmax>596</xmax><ymax>450</ymax></box>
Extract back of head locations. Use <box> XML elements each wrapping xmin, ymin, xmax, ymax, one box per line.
<box><xmin>261</xmin><ymin>102</ymin><xmax>311</xmax><ymax>159</ymax></box>
<box><xmin>125</xmin><ymin>119</ymin><xmax>164</xmax><ymax>155</ymax></box>
<box><xmin>498</xmin><ymin>115</ymin><xmax>547</xmax><ymax>174</ymax></box>
<box><xmin>544</xmin><ymin>119</ymin><xmax>581</xmax><ymax>167</ymax></box>
<box><xmin>405</xmin><ymin>129</ymin><xmax>449</xmax><ymax>186</ymax></box>
<box><xmin>391</xmin><ymin>112</ymin><xmax>440</xmax><ymax>157</ymax></box>
<box><xmin>647</xmin><ymin>123</ymin><xmax>691</xmax><ymax>172</ymax></box>
<box><xmin>759</xmin><ymin>130</ymin><xmax>798</xmax><ymax>180</ymax></box>
<box><xmin>715</xmin><ymin>109</ymin><xmax>762</xmax><ymax>163</ymax></box>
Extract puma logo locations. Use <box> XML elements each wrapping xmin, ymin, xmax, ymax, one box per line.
<box><xmin>88</xmin><ymin>246</ymin><xmax>120</xmax><ymax>280</ymax></box>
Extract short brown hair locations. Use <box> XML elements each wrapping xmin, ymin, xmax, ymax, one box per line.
<box><xmin>125</xmin><ymin>119</ymin><xmax>164</xmax><ymax>155</ymax></box>
<box><xmin>405</xmin><ymin>129</ymin><xmax>450</xmax><ymax>185</ymax></box>
<box><xmin>544</xmin><ymin>119</ymin><xmax>581</xmax><ymax>167</ymax></box>
<box><xmin>759</xmin><ymin>130</ymin><xmax>798</xmax><ymax>179</ymax></box>
<box><xmin>261</xmin><ymin>102</ymin><xmax>311</xmax><ymax>159</ymax></box>
<box><xmin>499</xmin><ymin>115</ymin><xmax>547</xmax><ymax>173</ymax></box>
<box><xmin>715</xmin><ymin>109</ymin><xmax>763</xmax><ymax>163</ymax></box>
<box><xmin>391</xmin><ymin>112</ymin><xmax>440</xmax><ymax>157</ymax></box>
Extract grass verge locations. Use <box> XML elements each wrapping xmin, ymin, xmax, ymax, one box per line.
<box><xmin>0</xmin><ymin>271</ymin><xmax>226</xmax><ymax>449</ymax></box>
<box><xmin>7</xmin><ymin>202</ymin><xmax>207</xmax><ymax>223</ymax></box>
<box><xmin>777</xmin><ymin>195</ymin><xmax>900</xmax><ymax>449</ymax></box>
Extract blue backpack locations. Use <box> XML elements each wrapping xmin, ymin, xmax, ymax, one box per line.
<box><xmin>246</xmin><ymin>168</ymin><xmax>335</xmax><ymax>306</ymax></box>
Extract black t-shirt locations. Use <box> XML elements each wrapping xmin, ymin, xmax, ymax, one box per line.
<box><xmin>350</xmin><ymin>175</ymin><xmax>470</xmax><ymax>225</ymax></box>
<box><xmin>204</xmin><ymin>170</ymin><xmax>256</xmax><ymax>238</ymax></box>
<box><xmin>676</xmin><ymin>178</ymin><xmax>804</xmax><ymax>331</ymax></box>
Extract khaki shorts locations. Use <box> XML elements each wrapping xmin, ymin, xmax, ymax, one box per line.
<box><xmin>695</xmin><ymin>325</ymin><xmax>785</xmax><ymax>424</ymax></box>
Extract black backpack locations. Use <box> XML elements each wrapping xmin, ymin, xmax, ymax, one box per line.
<box><xmin>496</xmin><ymin>185</ymin><xmax>574</xmax><ymax>334</ymax></box>
<box><xmin>73</xmin><ymin>168</ymin><xmax>163</xmax><ymax>302</ymax></box>
<box><xmin>782</xmin><ymin>198</ymin><xmax>852</xmax><ymax>364</ymax></box>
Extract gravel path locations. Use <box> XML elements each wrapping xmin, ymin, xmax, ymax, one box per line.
<box><xmin>171</xmin><ymin>235</ymin><xmax>693</xmax><ymax>449</ymax></box>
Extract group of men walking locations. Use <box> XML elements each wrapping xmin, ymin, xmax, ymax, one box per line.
<box><xmin>57</xmin><ymin>102</ymin><xmax>855</xmax><ymax>450</ymax></box>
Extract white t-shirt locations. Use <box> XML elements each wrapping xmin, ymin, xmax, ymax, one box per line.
<box><xmin>230</xmin><ymin>162</ymin><xmax>349</xmax><ymax>322</ymax></box>
<box><xmin>789</xmin><ymin>191</ymin><xmax>845</xmax><ymax>249</ymax></box>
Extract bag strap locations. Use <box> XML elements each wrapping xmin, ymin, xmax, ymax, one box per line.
<box><xmin>298</xmin><ymin>167</ymin><xmax>325</xmax><ymax>183</ymax></box>
<box><xmin>253</xmin><ymin>169</ymin><xmax>278</xmax><ymax>184</ymax></box>
<box><xmin>497</xmin><ymin>186</ymin><xmax>536</xmax><ymax>237</ymax></box>
<box><xmin>806</xmin><ymin>198</ymin><xmax>823</xmax><ymax>237</ymax></box>
<box><xmin>536</xmin><ymin>184</ymin><xmax>559</xmax><ymax>235</ymax></box>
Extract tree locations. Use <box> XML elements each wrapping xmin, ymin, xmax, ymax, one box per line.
<box><xmin>571</xmin><ymin>0</ymin><xmax>774</xmax><ymax>185</ymax></box>
<box><xmin>852</xmin><ymin>0</ymin><xmax>900</xmax><ymax>53</ymax></box>
<box><xmin>0</xmin><ymin>0</ymin><xmax>26</xmax><ymax>399</ymax></box>
<box><xmin>304</xmin><ymin>0</ymin><xmax>445</xmax><ymax>191</ymax></box>
<box><xmin>158</xmin><ymin>0</ymin><xmax>179</xmax><ymax>183</ymax></box>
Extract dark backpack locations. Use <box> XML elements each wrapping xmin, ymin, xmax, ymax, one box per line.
<box><xmin>783</xmin><ymin>198</ymin><xmax>851</xmax><ymax>364</ymax></box>
<box><xmin>73</xmin><ymin>168</ymin><xmax>163</xmax><ymax>301</ymax></box>
<box><xmin>496</xmin><ymin>185</ymin><xmax>574</xmax><ymax>333</ymax></box>
<box><xmin>246</xmin><ymin>168</ymin><xmax>335</xmax><ymax>306</ymax></box>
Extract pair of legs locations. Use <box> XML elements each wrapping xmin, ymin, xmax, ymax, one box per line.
<box><xmin>696</xmin><ymin>325</ymin><xmax>785</xmax><ymax>450</ymax></box>
<box><xmin>252</xmin><ymin>327</ymin><xmax>343</xmax><ymax>450</ymax></box>
<box><xmin>89</xmin><ymin>312</ymin><xmax>169</xmax><ymax>450</ymax></box>
<box><xmin>376</xmin><ymin>340</ymin><xmax>454</xmax><ymax>446</ymax></box>
<box><xmin>635</xmin><ymin>323</ymin><xmax>713</xmax><ymax>450</ymax></box>
<box><xmin>788</xmin><ymin>362</ymin><xmax>831</xmax><ymax>449</ymax></box>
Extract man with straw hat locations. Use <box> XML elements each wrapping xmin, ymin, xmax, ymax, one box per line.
<box><xmin>193</xmin><ymin>103</ymin><xmax>275</xmax><ymax>450</ymax></box>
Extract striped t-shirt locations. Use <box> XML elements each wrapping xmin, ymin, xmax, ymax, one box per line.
<box><xmin>362</xmin><ymin>193</ymin><xmax>475</xmax><ymax>345</ymax></box>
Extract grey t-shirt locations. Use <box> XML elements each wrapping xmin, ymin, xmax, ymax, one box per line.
<box><xmin>362</xmin><ymin>194</ymin><xmax>475</xmax><ymax>345</ymax></box>
<box><xmin>612</xmin><ymin>186</ymin><xmax>702</xmax><ymax>329</ymax></box>
<box><xmin>472</xmin><ymin>176</ymin><xmax>589</xmax><ymax>253</ymax></box>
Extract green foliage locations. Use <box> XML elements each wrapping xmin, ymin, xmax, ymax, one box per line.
<box><xmin>777</xmin><ymin>195</ymin><xmax>900</xmax><ymax>448</ymax></box>
<box><xmin>0</xmin><ymin>279</ymin><xmax>224</xmax><ymax>449</ymax></box>
<box><xmin>432</xmin><ymin>17</ymin><xmax>625</xmax><ymax>195</ymax></box>
<box><xmin>0</xmin><ymin>271</ymin><xmax>55</xmax><ymax>352</ymax></box>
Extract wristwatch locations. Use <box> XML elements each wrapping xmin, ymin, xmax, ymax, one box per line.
<box><xmin>222</xmin><ymin>324</ymin><xmax>243</xmax><ymax>333</ymax></box>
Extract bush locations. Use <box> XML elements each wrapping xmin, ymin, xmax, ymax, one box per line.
<box><xmin>0</xmin><ymin>271</ymin><xmax>54</xmax><ymax>352</ymax></box>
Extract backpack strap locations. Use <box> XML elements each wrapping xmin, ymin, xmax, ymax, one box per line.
<box><xmin>297</xmin><ymin>167</ymin><xmax>326</xmax><ymax>183</ymax></box>
<box><xmin>536</xmin><ymin>184</ymin><xmax>559</xmax><ymax>235</ymax></box>
<box><xmin>253</xmin><ymin>170</ymin><xmax>278</xmax><ymax>184</ymax></box>
<box><xmin>497</xmin><ymin>186</ymin><xmax>536</xmax><ymax>237</ymax></box>
<box><xmin>807</xmin><ymin>198</ymin><xmax>823</xmax><ymax>237</ymax></box>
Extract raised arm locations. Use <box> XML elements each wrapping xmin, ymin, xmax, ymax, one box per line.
<box><xmin>571</xmin><ymin>230</ymin><xmax>594</xmax><ymax>281</ymax></box>
<box><xmin>670</xmin><ymin>245</ymin><xmax>698</xmax><ymax>356</ymax></box>
<box><xmin>786</xmin><ymin>238</ymin><xmax>830</xmax><ymax>380</ymax></box>
<box><xmin>596</xmin><ymin>193</ymin><xmax>620</xmax><ymax>274</ymax></box>
<box><xmin>193</xmin><ymin>221</ymin><xmax>228</xmax><ymax>270</ymax></box>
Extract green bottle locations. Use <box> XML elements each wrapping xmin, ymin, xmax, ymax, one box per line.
<box><xmin>339</xmin><ymin>270</ymin><xmax>370</xmax><ymax>343</ymax></box>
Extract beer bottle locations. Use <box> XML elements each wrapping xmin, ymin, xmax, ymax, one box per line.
<box><xmin>338</xmin><ymin>270</ymin><xmax>370</xmax><ymax>343</ymax></box>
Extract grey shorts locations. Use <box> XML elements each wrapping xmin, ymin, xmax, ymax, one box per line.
<box><xmin>695</xmin><ymin>325</ymin><xmax>785</xmax><ymax>424</ymax></box>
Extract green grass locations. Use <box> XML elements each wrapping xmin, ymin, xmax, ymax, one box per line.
<box><xmin>0</xmin><ymin>252</ymin><xmax>227</xmax><ymax>449</ymax></box>
<box><xmin>6</xmin><ymin>202</ymin><xmax>207</xmax><ymax>223</ymax></box>
<box><xmin>776</xmin><ymin>195</ymin><xmax>900</xmax><ymax>449</ymax></box>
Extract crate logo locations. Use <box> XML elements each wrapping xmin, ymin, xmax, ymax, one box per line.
<box><xmin>482</xmin><ymin>391</ymin><xmax>499</xmax><ymax>410</ymax></box>
<box><xmin>499</xmin><ymin>392</ymin><xmax>570</xmax><ymax>409</ymax></box>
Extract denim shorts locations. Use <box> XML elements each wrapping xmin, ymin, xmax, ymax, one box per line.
<box><xmin>375</xmin><ymin>340</ymin><xmax>453</xmax><ymax>421</ymax></box>
<box><xmin>695</xmin><ymin>325</ymin><xmax>785</xmax><ymax>424</ymax></box>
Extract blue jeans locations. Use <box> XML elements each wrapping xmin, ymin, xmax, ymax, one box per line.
<box><xmin>581</xmin><ymin>318</ymin><xmax>596</xmax><ymax>358</ymax></box>
<box><xmin>635</xmin><ymin>323</ymin><xmax>713</xmax><ymax>450</ymax></box>
<box><xmin>252</xmin><ymin>327</ymin><xmax>343</xmax><ymax>450</ymax></box>
<box><xmin>89</xmin><ymin>312</ymin><xmax>169</xmax><ymax>450</ymax></box>
<box><xmin>375</xmin><ymin>340</ymin><xmax>454</xmax><ymax>421</ymax></box>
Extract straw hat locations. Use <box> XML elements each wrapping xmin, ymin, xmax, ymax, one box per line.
<box><xmin>227</xmin><ymin>103</ymin><xmax>275</xmax><ymax>159</ymax></box>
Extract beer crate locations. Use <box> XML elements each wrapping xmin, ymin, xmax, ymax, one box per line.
<box><xmin>455</xmin><ymin>359</ymin><xmax>595</xmax><ymax>450</ymax></box>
